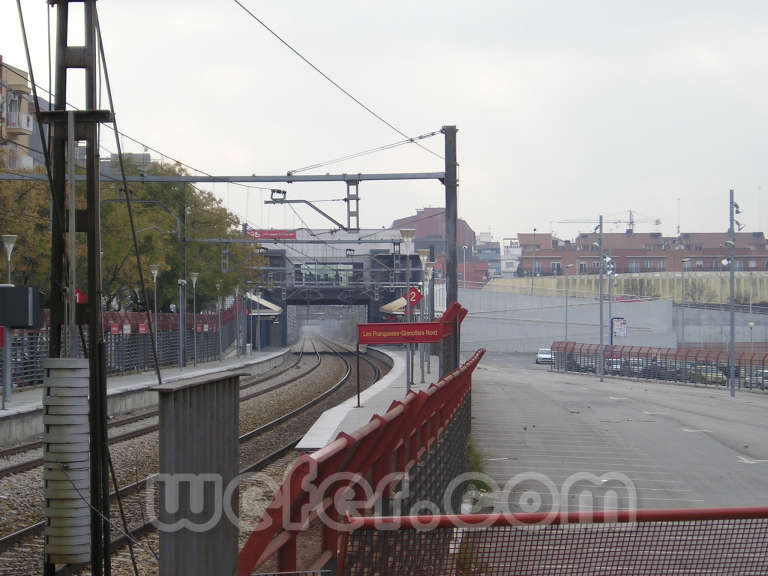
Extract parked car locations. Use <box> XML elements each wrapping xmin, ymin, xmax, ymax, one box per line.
<box><xmin>536</xmin><ymin>348</ymin><xmax>553</xmax><ymax>364</ymax></box>
<box><xmin>746</xmin><ymin>369</ymin><xmax>768</xmax><ymax>388</ymax></box>
<box><xmin>606</xmin><ymin>358</ymin><xmax>623</xmax><ymax>375</ymax></box>
<box><xmin>692</xmin><ymin>365</ymin><xmax>727</xmax><ymax>386</ymax></box>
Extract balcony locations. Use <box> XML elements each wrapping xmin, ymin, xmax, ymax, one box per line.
<box><xmin>5</xmin><ymin>112</ymin><xmax>34</xmax><ymax>135</ymax></box>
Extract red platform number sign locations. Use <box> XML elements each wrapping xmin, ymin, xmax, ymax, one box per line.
<box><xmin>407</xmin><ymin>287</ymin><xmax>423</xmax><ymax>307</ymax></box>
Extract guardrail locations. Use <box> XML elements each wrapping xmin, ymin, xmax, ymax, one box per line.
<box><xmin>0</xmin><ymin>306</ymin><xmax>240</xmax><ymax>389</ymax></box>
<box><xmin>551</xmin><ymin>341</ymin><xmax>768</xmax><ymax>390</ymax></box>
<box><xmin>237</xmin><ymin>349</ymin><xmax>485</xmax><ymax>576</ymax></box>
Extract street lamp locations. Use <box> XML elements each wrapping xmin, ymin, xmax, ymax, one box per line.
<box><xmin>680</xmin><ymin>257</ymin><xmax>691</xmax><ymax>345</ymax></box>
<box><xmin>150</xmin><ymin>264</ymin><xmax>160</xmax><ymax>353</ymax></box>
<box><xmin>2</xmin><ymin>235</ymin><xmax>17</xmax><ymax>285</ymax></box>
<box><xmin>190</xmin><ymin>272</ymin><xmax>199</xmax><ymax>367</ymax></box>
<box><xmin>748</xmin><ymin>321</ymin><xmax>755</xmax><ymax>355</ymax></box>
<box><xmin>564</xmin><ymin>263</ymin><xmax>575</xmax><ymax>340</ymax></box>
<box><xmin>400</xmin><ymin>228</ymin><xmax>415</xmax><ymax>390</ymax></box>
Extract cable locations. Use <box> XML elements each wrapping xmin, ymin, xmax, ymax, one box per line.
<box><xmin>1</xmin><ymin>61</ymin><xmax>272</xmax><ymax>194</ymax></box>
<box><xmin>289</xmin><ymin>130</ymin><xmax>441</xmax><ymax>174</ymax></box>
<box><xmin>231</xmin><ymin>0</ymin><xmax>443</xmax><ymax>161</ymax></box>
<box><xmin>95</xmin><ymin>8</ymin><xmax>163</xmax><ymax>387</ymax></box>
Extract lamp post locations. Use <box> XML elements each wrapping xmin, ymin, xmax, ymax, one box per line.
<box><xmin>178</xmin><ymin>278</ymin><xmax>187</xmax><ymax>369</ymax></box>
<box><xmin>2</xmin><ymin>235</ymin><xmax>17</xmax><ymax>284</ymax></box>
<box><xmin>748</xmin><ymin>321</ymin><xmax>755</xmax><ymax>355</ymax></box>
<box><xmin>530</xmin><ymin>228</ymin><xmax>537</xmax><ymax>296</ymax></box>
<box><xmin>462</xmin><ymin>245</ymin><xmax>468</xmax><ymax>289</ymax></box>
<box><xmin>216</xmin><ymin>281</ymin><xmax>222</xmax><ymax>361</ymax></box>
<box><xmin>400</xmin><ymin>229</ymin><xmax>415</xmax><ymax>390</ymax></box>
<box><xmin>190</xmin><ymin>272</ymin><xmax>199</xmax><ymax>367</ymax></box>
<box><xmin>417</xmin><ymin>248</ymin><xmax>430</xmax><ymax>384</ymax></box>
<box><xmin>680</xmin><ymin>257</ymin><xmax>691</xmax><ymax>346</ymax></box>
<box><xmin>150</xmin><ymin>264</ymin><xmax>160</xmax><ymax>354</ymax></box>
<box><xmin>564</xmin><ymin>263</ymin><xmax>574</xmax><ymax>340</ymax></box>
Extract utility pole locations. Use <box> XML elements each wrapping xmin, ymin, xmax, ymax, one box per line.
<box><xmin>45</xmin><ymin>2</ymin><xmax>112</xmax><ymax>574</ymax></box>
<box><xmin>598</xmin><ymin>215</ymin><xmax>604</xmax><ymax>382</ymax></box>
<box><xmin>441</xmin><ymin>126</ymin><xmax>458</xmax><ymax>376</ymax></box>
<box><xmin>729</xmin><ymin>190</ymin><xmax>736</xmax><ymax>398</ymax></box>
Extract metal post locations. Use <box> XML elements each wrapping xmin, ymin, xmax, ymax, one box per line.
<box><xmin>441</xmin><ymin>126</ymin><xmax>458</xmax><ymax>375</ymax></box>
<box><xmin>680</xmin><ymin>258</ymin><xmax>690</xmax><ymax>345</ymax></box>
<box><xmin>419</xmin><ymin>286</ymin><xmax>426</xmax><ymax>384</ymax></box>
<box><xmin>406</xmin><ymin>252</ymin><xmax>411</xmax><ymax>390</ymax></box>
<box><xmin>531</xmin><ymin>228</ymin><xmax>536</xmax><ymax>296</ymax></box>
<box><xmin>151</xmin><ymin>267</ymin><xmax>159</xmax><ymax>356</ymax></box>
<box><xmin>191</xmin><ymin>274</ymin><xmax>198</xmax><ymax>367</ymax></box>
<box><xmin>427</xmin><ymin>267</ymin><xmax>434</xmax><ymax>375</ymax></box>
<box><xmin>256</xmin><ymin>290</ymin><xmax>261</xmax><ymax>353</ymax></box>
<box><xmin>67</xmin><ymin>111</ymin><xmax>77</xmax><ymax>356</ymax></box>
<box><xmin>178</xmin><ymin>279</ymin><xmax>186</xmax><ymax>370</ymax></box>
<box><xmin>462</xmin><ymin>245</ymin><xmax>467</xmax><ymax>289</ymax></box>
<box><xmin>216</xmin><ymin>282</ymin><xmax>222</xmax><ymax>361</ymax></box>
<box><xmin>729</xmin><ymin>190</ymin><xmax>736</xmax><ymax>397</ymax></box>
<box><xmin>564</xmin><ymin>273</ymin><xmax>569</xmax><ymax>340</ymax></box>
<box><xmin>599</xmin><ymin>215</ymin><xmax>604</xmax><ymax>382</ymax></box>
<box><xmin>608</xmin><ymin>272</ymin><xmax>613</xmax><ymax>346</ymax></box>
<box><xmin>2</xmin><ymin>327</ymin><xmax>10</xmax><ymax>409</ymax></box>
<box><xmin>356</xmin><ymin>343</ymin><xmax>361</xmax><ymax>407</ymax></box>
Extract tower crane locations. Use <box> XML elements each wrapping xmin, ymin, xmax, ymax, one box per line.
<box><xmin>558</xmin><ymin>209</ymin><xmax>661</xmax><ymax>233</ymax></box>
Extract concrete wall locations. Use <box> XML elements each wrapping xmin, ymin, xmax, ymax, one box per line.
<box><xmin>486</xmin><ymin>271</ymin><xmax>768</xmax><ymax>305</ymax></box>
<box><xmin>458</xmin><ymin>288</ymin><xmax>674</xmax><ymax>353</ymax></box>
<box><xmin>458</xmin><ymin>287</ymin><xmax>768</xmax><ymax>353</ymax></box>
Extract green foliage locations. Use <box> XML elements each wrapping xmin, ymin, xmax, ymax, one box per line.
<box><xmin>1</xmin><ymin>156</ymin><xmax>265</xmax><ymax>311</ymax></box>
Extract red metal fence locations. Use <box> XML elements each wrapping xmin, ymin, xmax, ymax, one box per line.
<box><xmin>340</xmin><ymin>508</ymin><xmax>768</xmax><ymax>575</ymax></box>
<box><xmin>552</xmin><ymin>341</ymin><xmax>768</xmax><ymax>390</ymax></box>
<box><xmin>237</xmin><ymin>349</ymin><xmax>485</xmax><ymax>576</ymax></box>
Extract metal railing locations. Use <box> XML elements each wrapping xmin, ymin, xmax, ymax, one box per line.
<box><xmin>237</xmin><ymin>349</ymin><xmax>485</xmax><ymax>576</ymax></box>
<box><xmin>552</xmin><ymin>341</ymin><xmax>768</xmax><ymax>391</ymax></box>
<box><xmin>0</xmin><ymin>306</ymin><xmax>240</xmax><ymax>389</ymax></box>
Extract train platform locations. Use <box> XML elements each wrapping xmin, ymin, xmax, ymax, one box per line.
<box><xmin>0</xmin><ymin>348</ymin><xmax>289</xmax><ymax>445</ymax></box>
<box><xmin>297</xmin><ymin>347</ymin><xmax>439</xmax><ymax>450</ymax></box>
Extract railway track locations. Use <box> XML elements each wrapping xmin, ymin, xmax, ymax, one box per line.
<box><xmin>0</xmin><ymin>338</ymin><xmax>390</xmax><ymax>575</ymax></box>
<box><xmin>0</xmin><ymin>339</ymin><xmax>318</xmax><ymax>480</ymax></box>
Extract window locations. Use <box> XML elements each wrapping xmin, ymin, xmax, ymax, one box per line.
<box><xmin>629</xmin><ymin>260</ymin><xmax>640</xmax><ymax>273</ymax></box>
<box><xmin>592</xmin><ymin>261</ymin><xmax>601</xmax><ymax>271</ymax></box>
<box><xmin>735</xmin><ymin>260</ymin><xmax>744</xmax><ymax>271</ymax></box>
<box><xmin>533</xmin><ymin>260</ymin><xmax>541</xmax><ymax>275</ymax></box>
<box><xmin>749</xmin><ymin>260</ymin><xmax>757</xmax><ymax>269</ymax></box>
<box><xmin>695</xmin><ymin>260</ymin><xmax>704</xmax><ymax>269</ymax></box>
<box><xmin>579</xmin><ymin>262</ymin><xmax>588</xmax><ymax>274</ymax></box>
<box><xmin>551</xmin><ymin>262</ymin><xmax>561</xmax><ymax>275</ymax></box>
<box><xmin>646</xmin><ymin>260</ymin><xmax>654</xmax><ymax>269</ymax></box>
<box><xmin>658</xmin><ymin>260</ymin><xmax>666</xmax><ymax>272</ymax></box>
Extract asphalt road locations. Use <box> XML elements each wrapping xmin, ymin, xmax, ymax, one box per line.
<box><xmin>470</xmin><ymin>352</ymin><xmax>768</xmax><ymax>513</ymax></box>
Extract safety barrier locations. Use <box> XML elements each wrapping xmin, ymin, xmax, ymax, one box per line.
<box><xmin>0</xmin><ymin>306</ymin><xmax>239</xmax><ymax>388</ymax></box>
<box><xmin>237</xmin><ymin>349</ymin><xmax>485</xmax><ymax>576</ymax></box>
<box><xmin>339</xmin><ymin>507</ymin><xmax>768</xmax><ymax>575</ymax></box>
<box><xmin>552</xmin><ymin>341</ymin><xmax>768</xmax><ymax>390</ymax></box>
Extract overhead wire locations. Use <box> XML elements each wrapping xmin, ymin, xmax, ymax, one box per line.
<box><xmin>289</xmin><ymin>130</ymin><xmax>441</xmax><ymax>175</ymax></box>
<box><xmin>231</xmin><ymin>0</ymin><xmax>443</xmax><ymax>161</ymax></box>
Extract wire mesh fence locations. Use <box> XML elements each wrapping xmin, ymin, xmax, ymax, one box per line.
<box><xmin>340</xmin><ymin>508</ymin><xmax>768</xmax><ymax>575</ymax></box>
<box><xmin>0</xmin><ymin>308</ymin><xmax>239</xmax><ymax>388</ymax></box>
<box><xmin>552</xmin><ymin>341</ymin><xmax>768</xmax><ymax>391</ymax></box>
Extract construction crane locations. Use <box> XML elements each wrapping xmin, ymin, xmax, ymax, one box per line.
<box><xmin>558</xmin><ymin>209</ymin><xmax>661</xmax><ymax>234</ymax></box>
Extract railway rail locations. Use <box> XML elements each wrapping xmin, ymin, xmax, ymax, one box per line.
<box><xmin>0</xmin><ymin>338</ymin><xmax>390</xmax><ymax>575</ymax></box>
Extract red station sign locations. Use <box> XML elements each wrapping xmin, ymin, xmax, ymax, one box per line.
<box><xmin>358</xmin><ymin>322</ymin><xmax>443</xmax><ymax>345</ymax></box>
<box><xmin>407</xmin><ymin>287</ymin><xmax>423</xmax><ymax>307</ymax></box>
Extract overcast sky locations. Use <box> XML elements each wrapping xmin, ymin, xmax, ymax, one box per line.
<box><xmin>3</xmin><ymin>1</ymin><xmax>768</xmax><ymax>240</ymax></box>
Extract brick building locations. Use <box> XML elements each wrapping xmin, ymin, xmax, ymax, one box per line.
<box><xmin>517</xmin><ymin>230</ymin><xmax>768</xmax><ymax>277</ymax></box>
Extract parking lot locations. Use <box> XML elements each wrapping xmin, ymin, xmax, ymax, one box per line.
<box><xmin>470</xmin><ymin>352</ymin><xmax>768</xmax><ymax>512</ymax></box>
